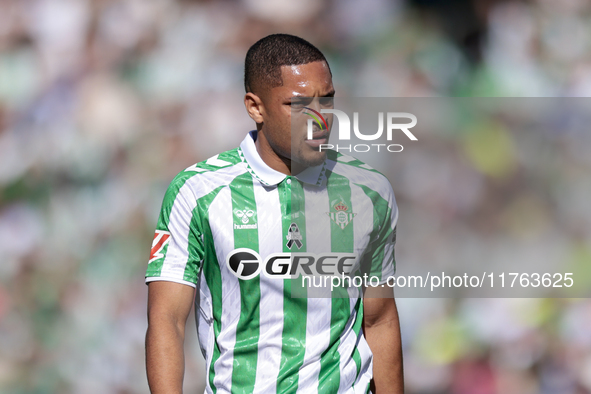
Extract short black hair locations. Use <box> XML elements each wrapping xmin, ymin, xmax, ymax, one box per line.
<box><xmin>244</xmin><ymin>34</ymin><xmax>330</xmax><ymax>94</ymax></box>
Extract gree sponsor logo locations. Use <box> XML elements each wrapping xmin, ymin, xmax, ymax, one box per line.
<box><xmin>226</xmin><ymin>248</ymin><xmax>357</xmax><ymax>280</ymax></box>
<box><xmin>226</xmin><ymin>248</ymin><xmax>262</xmax><ymax>280</ymax></box>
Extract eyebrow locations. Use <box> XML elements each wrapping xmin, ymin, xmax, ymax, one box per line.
<box><xmin>290</xmin><ymin>89</ymin><xmax>336</xmax><ymax>98</ymax></box>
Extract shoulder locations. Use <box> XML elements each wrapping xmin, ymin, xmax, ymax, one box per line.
<box><xmin>325</xmin><ymin>150</ymin><xmax>388</xmax><ymax>179</ymax></box>
<box><xmin>164</xmin><ymin>148</ymin><xmax>248</xmax><ymax>203</ymax></box>
<box><xmin>324</xmin><ymin>150</ymin><xmax>394</xmax><ymax>199</ymax></box>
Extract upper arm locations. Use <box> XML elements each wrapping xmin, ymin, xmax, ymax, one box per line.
<box><xmin>148</xmin><ymin>281</ymin><xmax>196</xmax><ymax>328</ymax></box>
<box><xmin>363</xmin><ymin>286</ymin><xmax>398</xmax><ymax>327</ymax></box>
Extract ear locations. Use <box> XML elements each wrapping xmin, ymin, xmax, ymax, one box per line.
<box><xmin>244</xmin><ymin>92</ymin><xmax>265</xmax><ymax>124</ymax></box>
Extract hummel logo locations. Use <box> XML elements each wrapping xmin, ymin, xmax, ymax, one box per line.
<box><xmin>234</xmin><ymin>208</ymin><xmax>257</xmax><ymax>230</ymax></box>
<box><xmin>234</xmin><ymin>208</ymin><xmax>254</xmax><ymax>224</ymax></box>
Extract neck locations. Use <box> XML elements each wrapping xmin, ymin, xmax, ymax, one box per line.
<box><xmin>254</xmin><ymin>129</ymin><xmax>292</xmax><ymax>175</ymax></box>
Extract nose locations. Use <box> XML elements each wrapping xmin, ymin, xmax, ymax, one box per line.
<box><xmin>307</xmin><ymin>98</ymin><xmax>322</xmax><ymax>112</ymax></box>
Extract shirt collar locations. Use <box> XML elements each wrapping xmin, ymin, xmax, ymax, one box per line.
<box><xmin>239</xmin><ymin>131</ymin><xmax>326</xmax><ymax>187</ymax></box>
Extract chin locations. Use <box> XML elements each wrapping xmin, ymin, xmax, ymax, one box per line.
<box><xmin>292</xmin><ymin>151</ymin><xmax>327</xmax><ymax>169</ymax></box>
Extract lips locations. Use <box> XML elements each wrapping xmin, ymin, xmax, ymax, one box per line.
<box><xmin>305</xmin><ymin>131</ymin><xmax>329</xmax><ymax>148</ymax></box>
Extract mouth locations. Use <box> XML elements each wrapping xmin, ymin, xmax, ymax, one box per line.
<box><xmin>305</xmin><ymin>130</ymin><xmax>330</xmax><ymax>148</ymax></box>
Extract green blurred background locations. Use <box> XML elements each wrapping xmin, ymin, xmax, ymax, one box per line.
<box><xmin>0</xmin><ymin>0</ymin><xmax>590</xmax><ymax>393</ymax></box>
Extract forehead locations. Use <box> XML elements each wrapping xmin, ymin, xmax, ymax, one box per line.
<box><xmin>274</xmin><ymin>61</ymin><xmax>333</xmax><ymax>98</ymax></box>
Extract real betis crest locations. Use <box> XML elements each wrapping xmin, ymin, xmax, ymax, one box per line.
<box><xmin>327</xmin><ymin>201</ymin><xmax>356</xmax><ymax>230</ymax></box>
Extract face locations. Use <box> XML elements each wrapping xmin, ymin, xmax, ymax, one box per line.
<box><xmin>247</xmin><ymin>61</ymin><xmax>335</xmax><ymax>172</ymax></box>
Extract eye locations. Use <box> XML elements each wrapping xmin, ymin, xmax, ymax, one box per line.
<box><xmin>290</xmin><ymin>97</ymin><xmax>312</xmax><ymax>109</ymax></box>
<box><xmin>319</xmin><ymin>97</ymin><xmax>334</xmax><ymax>108</ymax></box>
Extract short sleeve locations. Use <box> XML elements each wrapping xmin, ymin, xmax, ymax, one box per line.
<box><xmin>362</xmin><ymin>183</ymin><xmax>398</xmax><ymax>285</ymax></box>
<box><xmin>145</xmin><ymin>174</ymin><xmax>204</xmax><ymax>288</ymax></box>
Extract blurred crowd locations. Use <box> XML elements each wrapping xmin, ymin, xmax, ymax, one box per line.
<box><xmin>0</xmin><ymin>0</ymin><xmax>590</xmax><ymax>393</ymax></box>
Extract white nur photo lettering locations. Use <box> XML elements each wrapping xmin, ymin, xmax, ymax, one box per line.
<box><xmin>306</xmin><ymin>111</ymin><xmax>417</xmax><ymax>152</ymax></box>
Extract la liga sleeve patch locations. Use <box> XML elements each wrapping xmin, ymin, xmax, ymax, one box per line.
<box><xmin>149</xmin><ymin>230</ymin><xmax>171</xmax><ymax>263</ymax></box>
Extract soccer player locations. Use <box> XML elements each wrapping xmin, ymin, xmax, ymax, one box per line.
<box><xmin>145</xmin><ymin>34</ymin><xmax>403</xmax><ymax>394</ymax></box>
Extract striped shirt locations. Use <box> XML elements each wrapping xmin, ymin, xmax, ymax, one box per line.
<box><xmin>146</xmin><ymin>131</ymin><xmax>398</xmax><ymax>394</ymax></box>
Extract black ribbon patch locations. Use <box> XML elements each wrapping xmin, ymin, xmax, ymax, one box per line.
<box><xmin>286</xmin><ymin>223</ymin><xmax>303</xmax><ymax>249</ymax></box>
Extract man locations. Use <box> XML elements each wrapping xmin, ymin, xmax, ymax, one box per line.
<box><xmin>145</xmin><ymin>34</ymin><xmax>403</xmax><ymax>394</ymax></box>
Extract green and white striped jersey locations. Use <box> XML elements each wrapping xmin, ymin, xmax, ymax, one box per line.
<box><xmin>146</xmin><ymin>131</ymin><xmax>398</xmax><ymax>394</ymax></box>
